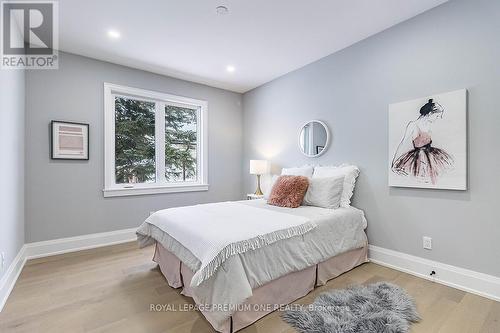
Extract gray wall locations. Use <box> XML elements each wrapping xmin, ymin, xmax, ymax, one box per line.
<box><xmin>243</xmin><ymin>0</ymin><xmax>500</xmax><ymax>277</ymax></box>
<box><xmin>0</xmin><ymin>69</ymin><xmax>25</xmax><ymax>279</ymax></box>
<box><xmin>26</xmin><ymin>52</ymin><xmax>243</xmax><ymax>242</ymax></box>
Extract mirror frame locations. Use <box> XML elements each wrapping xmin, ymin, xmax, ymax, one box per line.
<box><xmin>297</xmin><ymin>120</ymin><xmax>330</xmax><ymax>158</ymax></box>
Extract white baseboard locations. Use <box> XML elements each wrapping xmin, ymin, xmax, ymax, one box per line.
<box><xmin>0</xmin><ymin>246</ymin><xmax>27</xmax><ymax>313</ymax></box>
<box><xmin>369</xmin><ymin>245</ymin><xmax>500</xmax><ymax>302</ymax></box>
<box><xmin>24</xmin><ymin>228</ymin><xmax>137</xmax><ymax>260</ymax></box>
<box><xmin>0</xmin><ymin>228</ymin><xmax>137</xmax><ymax>312</ymax></box>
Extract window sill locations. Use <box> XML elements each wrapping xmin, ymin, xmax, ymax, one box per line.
<box><xmin>103</xmin><ymin>183</ymin><xmax>209</xmax><ymax>198</ymax></box>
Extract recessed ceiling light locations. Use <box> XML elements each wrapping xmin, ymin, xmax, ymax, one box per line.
<box><xmin>107</xmin><ymin>29</ymin><xmax>121</xmax><ymax>39</ymax></box>
<box><xmin>216</xmin><ymin>5</ymin><xmax>229</xmax><ymax>15</ymax></box>
<box><xmin>226</xmin><ymin>65</ymin><xmax>235</xmax><ymax>73</ymax></box>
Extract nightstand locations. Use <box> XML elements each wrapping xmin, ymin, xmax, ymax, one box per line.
<box><xmin>247</xmin><ymin>194</ymin><xmax>264</xmax><ymax>200</ymax></box>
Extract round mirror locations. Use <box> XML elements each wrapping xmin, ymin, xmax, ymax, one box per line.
<box><xmin>298</xmin><ymin>120</ymin><xmax>330</xmax><ymax>157</ymax></box>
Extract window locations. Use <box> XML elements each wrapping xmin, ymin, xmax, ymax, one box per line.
<box><xmin>104</xmin><ymin>83</ymin><xmax>208</xmax><ymax>197</ymax></box>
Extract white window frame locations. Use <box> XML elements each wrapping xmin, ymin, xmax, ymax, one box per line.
<box><xmin>103</xmin><ymin>83</ymin><xmax>208</xmax><ymax>197</ymax></box>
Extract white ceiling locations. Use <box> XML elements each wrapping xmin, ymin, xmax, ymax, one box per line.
<box><xmin>57</xmin><ymin>0</ymin><xmax>448</xmax><ymax>93</ymax></box>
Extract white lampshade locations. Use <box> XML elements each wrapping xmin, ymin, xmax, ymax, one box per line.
<box><xmin>249</xmin><ymin>160</ymin><xmax>269</xmax><ymax>175</ymax></box>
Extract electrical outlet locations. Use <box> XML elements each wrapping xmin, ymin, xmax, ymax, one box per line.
<box><xmin>1</xmin><ymin>252</ymin><xmax>5</xmax><ymax>270</ymax></box>
<box><xmin>423</xmin><ymin>236</ymin><xmax>432</xmax><ymax>250</ymax></box>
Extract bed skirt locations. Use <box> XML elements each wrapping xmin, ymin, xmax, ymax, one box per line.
<box><xmin>153</xmin><ymin>242</ymin><xmax>368</xmax><ymax>332</ymax></box>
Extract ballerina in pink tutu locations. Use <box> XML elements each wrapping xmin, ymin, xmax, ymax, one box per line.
<box><xmin>391</xmin><ymin>99</ymin><xmax>454</xmax><ymax>185</ymax></box>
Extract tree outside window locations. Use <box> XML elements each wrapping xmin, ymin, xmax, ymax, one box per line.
<box><xmin>115</xmin><ymin>97</ymin><xmax>155</xmax><ymax>184</ymax></box>
<box><xmin>165</xmin><ymin>105</ymin><xmax>197</xmax><ymax>182</ymax></box>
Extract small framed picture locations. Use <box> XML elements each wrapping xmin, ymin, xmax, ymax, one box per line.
<box><xmin>51</xmin><ymin>121</ymin><xmax>89</xmax><ymax>160</ymax></box>
<box><xmin>316</xmin><ymin>145</ymin><xmax>325</xmax><ymax>155</ymax></box>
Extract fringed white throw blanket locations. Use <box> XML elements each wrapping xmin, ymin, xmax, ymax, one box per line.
<box><xmin>136</xmin><ymin>201</ymin><xmax>316</xmax><ymax>287</ymax></box>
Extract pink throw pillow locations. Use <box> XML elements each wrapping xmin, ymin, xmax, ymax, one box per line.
<box><xmin>268</xmin><ymin>175</ymin><xmax>309</xmax><ymax>208</ymax></box>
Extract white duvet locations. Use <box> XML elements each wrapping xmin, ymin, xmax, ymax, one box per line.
<box><xmin>138</xmin><ymin>201</ymin><xmax>316</xmax><ymax>287</ymax></box>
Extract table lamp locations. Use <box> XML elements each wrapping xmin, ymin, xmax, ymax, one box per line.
<box><xmin>249</xmin><ymin>160</ymin><xmax>269</xmax><ymax>196</ymax></box>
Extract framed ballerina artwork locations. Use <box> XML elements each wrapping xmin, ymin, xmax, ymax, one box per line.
<box><xmin>388</xmin><ymin>89</ymin><xmax>467</xmax><ymax>190</ymax></box>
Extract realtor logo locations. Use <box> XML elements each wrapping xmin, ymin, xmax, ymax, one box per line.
<box><xmin>1</xmin><ymin>0</ymin><xmax>58</xmax><ymax>69</ymax></box>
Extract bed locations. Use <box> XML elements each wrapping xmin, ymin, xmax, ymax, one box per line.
<box><xmin>137</xmin><ymin>199</ymin><xmax>368</xmax><ymax>332</ymax></box>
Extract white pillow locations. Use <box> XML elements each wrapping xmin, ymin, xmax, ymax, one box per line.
<box><xmin>281</xmin><ymin>166</ymin><xmax>314</xmax><ymax>178</ymax></box>
<box><xmin>313</xmin><ymin>164</ymin><xmax>360</xmax><ymax>207</ymax></box>
<box><xmin>303</xmin><ymin>176</ymin><xmax>344</xmax><ymax>209</ymax></box>
<box><xmin>263</xmin><ymin>175</ymin><xmax>279</xmax><ymax>200</ymax></box>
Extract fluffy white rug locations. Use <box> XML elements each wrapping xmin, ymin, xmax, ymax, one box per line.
<box><xmin>282</xmin><ymin>282</ymin><xmax>420</xmax><ymax>333</ymax></box>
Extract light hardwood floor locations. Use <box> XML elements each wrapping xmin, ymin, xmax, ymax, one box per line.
<box><xmin>0</xmin><ymin>242</ymin><xmax>498</xmax><ymax>333</ymax></box>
